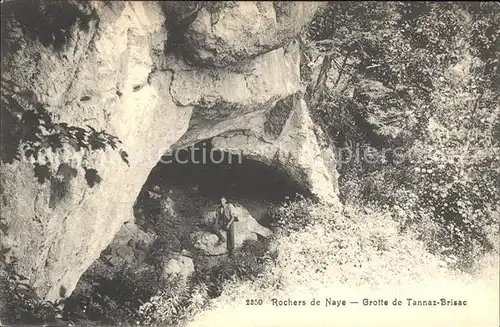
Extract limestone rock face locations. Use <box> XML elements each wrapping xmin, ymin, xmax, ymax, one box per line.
<box><xmin>211</xmin><ymin>96</ymin><xmax>339</xmax><ymax>204</ymax></box>
<box><xmin>169</xmin><ymin>1</ymin><xmax>321</xmax><ymax>67</ymax></box>
<box><xmin>192</xmin><ymin>205</ymin><xmax>271</xmax><ymax>255</ymax></box>
<box><xmin>0</xmin><ymin>0</ymin><xmax>332</xmax><ymax>301</ymax></box>
<box><xmin>1</xmin><ymin>1</ymin><xmax>182</xmax><ymax>301</ymax></box>
<box><xmin>169</xmin><ymin>41</ymin><xmax>301</xmax><ymax>149</ymax></box>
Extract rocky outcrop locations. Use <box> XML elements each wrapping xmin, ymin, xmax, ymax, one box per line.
<box><xmin>210</xmin><ymin>96</ymin><xmax>339</xmax><ymax>203</ymax></box>
<box><xmin>192</xmin><ymin>205</ymin><xmax>271</xmax><ymax>255</ymax></box>
<box><xmin>0</xmin><ymin>0</ymin><xmax>334</xmax><ymax>301</ymax></box>
<box><xmin>166</xmin><ymin>2</ymin><xmax>321</xmax><ymax>67</ymax></box>
<box><xmin>1</xmin><ymin>1</ymin><xmax>185</xmax><ymax>301</ymax></box>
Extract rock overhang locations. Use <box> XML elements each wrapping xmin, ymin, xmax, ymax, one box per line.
<box><xmin>0</xmin><ymin>0</ymin><xmax>335</xmax><ymax>301</ymax></box>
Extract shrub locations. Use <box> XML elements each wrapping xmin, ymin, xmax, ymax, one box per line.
<box><xmin>268</xmin><ymin>194</ymin><xmax>315</xmax><ymax>234</ymax></box>
<box><xmin>0</xmin><ymin>259</ymin><xmax>65</xmax><ymax>325</ymax></box>
<box><xmin>138</xmin><ymin>239</ymin><xmax>274</xmax><ymax>326</ymax></box>
<box><xmin>63</xmin><ymin>266</ymin><xmax>160</xmax><ymax>325</ymax></box>
<box><xmin>302</xmin><ymin>1</ymin><xmax>499</xmax><ymax>269</ymax></box>
<box><xmin>137</xmin><ymin>276</ymin><xmax>210</xmax><ymax>326</ymax></box>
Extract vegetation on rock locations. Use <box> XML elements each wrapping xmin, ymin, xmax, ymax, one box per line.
<box><xmin>0</xmin><ymin>260</ymin><xmax>65</xmax><ymax>324</ymax></box>
<box><xmin>301</xmin><ymin>1</ymin><xmax>499</xmax><ymax>269</ymax></box>
<box><xmin>1</xmin><ymin>2</ymin><xmax>498</xmax><ymax>326</ymax></box>
<box><xmin>1</xmin><ymin>79</ymin><xmax>128</xmax><ymax>188</ymax></box>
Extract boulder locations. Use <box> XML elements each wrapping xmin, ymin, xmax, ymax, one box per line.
<box><xmin>163</xmin><ymin>254</ymin><xmax>195</xmax><ymax>283</ymax></box>
<box><xmin>98</xmin><ymin>222</ymin><xmax>155</xmax><ymax>269</ymax></box>
<box><xmin>171</xmin><ymin>1</ymin><xmax>322</xmax><ymax>67</ymax></box>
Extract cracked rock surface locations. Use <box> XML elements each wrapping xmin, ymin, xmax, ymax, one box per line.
<box><xmin>0</xmin><ymin>1</ymin><xmax>336</xmax><ymax>301</ymax></box>
<box><xmin>166</xmin><ymin>1</ymin><xmax>321</xmax><ymax>67</ymax></box>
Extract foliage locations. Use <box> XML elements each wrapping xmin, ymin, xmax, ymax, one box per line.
<box><xmin>302</xmin><ymin>1</ymin><xmax>500</xmax><ymax>269</ymax></box>
<box><xmin>137</xmin><ymin>275</ymin><xmax>209</xmax><ymax>326</ymax></box>
<box><xmin>63</xmin><ymin>266</ymin><xmax>159</xmax><ymax>325</ymax></box>
<box><xmin>195</xmin><ymin>240</ymin><xmax>272</xmax><ymax>294</ymax></box>
<box><xmin>1</xmin><ymin>79</ymin><xmax>129</xmax><ymax>188</ymax></box>
<box><xmin>268</xmin><ymin>194</ymin><xmax>315</xmax><ymax>234</ymax></box>
<box><xmin>138</xmin><ymin>240</ymin><xmax>274</xmax><ymax>326</ymax></box>
<box><xmin>0</xmin><ymin>259</ymin><xmax>65</xmax><ymax>325</ymax></box>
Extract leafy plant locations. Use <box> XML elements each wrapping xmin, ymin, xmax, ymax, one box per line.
<box><xmin>302</xmin><ymin>1</ymin><xmax>499</xmax><ymax>269</ymax></box>
<box><xmin>137</xmin><ymin>275</ymin><xmax>210</xmax><ymax>326</ymax></box>
<box><xmin>138</xmin><ymin>240</ymin><xmax>274</xmax><ymax>326</ymax></box>
<box><xmin>0</xmin><ymin>258</ymin><xmax>65</xmax><ymax>324</ymax></box>
<box><xmin>269</xmin><ymin>194</ymin><xmax>315</xmax><ymax>234</ymax></box>
<box><xmin>63</xmin><ymin>266</ymin><xmax>159</xmax><ymax>325</ymax></box>
<box><xmin>1</xmin><ymin>79</ymin><xmax>129</xmax><ymax>189</ymax></box>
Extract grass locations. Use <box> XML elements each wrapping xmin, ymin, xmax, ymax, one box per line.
<box><xmin>179</xmin><ymin>199</ymin><xmax>499</xmax><ymax>327</ymax></box>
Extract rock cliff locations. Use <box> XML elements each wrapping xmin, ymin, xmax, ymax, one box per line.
<box><xmin>0</xmin><ymin>1</ymin><xmax>336</xmax><ymax>301</ymax></box>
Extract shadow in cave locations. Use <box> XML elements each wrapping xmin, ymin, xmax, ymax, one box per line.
<box><xmin>144</xmin><ymin>140</ymin><xmax>307</xmax><ymax>202</ymax></box>
<box><xmin>134</xmin><ymin>140</ymin><xmax>309</xmax><ymax>231</ymax></box>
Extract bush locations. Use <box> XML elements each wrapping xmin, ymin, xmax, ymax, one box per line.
<box><xmin>0</xmin><ymin>259</ymin><xmax>65</xmax><ymax>325</ymax></box>
<box><xmin>138</xmin><ymin>240</ymin><xmax>274</xmax><ymax>326</ymax></box>
<box><xmin>137</xmin><ymin>275</ymin><xmax>210</xmax><ymax>326</ymax></box>
<box><xmin>63</xmin><ymin>265</ymin><xmax>160</xmax><ymax>325</ymax></box>
<box><xmin>268</xmin><ymin>194</ymin><xmax>315</xmax><ymax>234</ymax></box>
<box><xmin>302</xmin><ymin>1</ymin><xmax>499</xmax><ymax>269</ymax></box>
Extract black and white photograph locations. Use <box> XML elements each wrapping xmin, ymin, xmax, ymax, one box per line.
<box><xmin>0</xmin><ymin>1</ymin><xmax>499</xmax><ymax>326</ymax></box>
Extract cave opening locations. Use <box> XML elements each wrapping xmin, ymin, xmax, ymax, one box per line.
<box><xmin>147</xmin><ymin>140</ymin><xmax>305</xmax><ymax>202</ymax></box>
<box><xmin>134</xmin><ymin>140</ymin><xmax>307</xmax><ymax>229</ymax></box>
<box><xmin>65</xmin><ymin>142</ymin><xmax>309</xmax><ymax>322</ymax></box>
<box><xmin>126</xmin><ymin>139</ymin><xmax>309</xmax><ymax>264</ymax></box>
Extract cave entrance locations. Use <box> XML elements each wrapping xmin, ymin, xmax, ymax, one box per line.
<box><xmin>65</xmin><ymin>140</ymin><xmax>307</xmax><ymax>321</ymax></box>
<box><xmin>135</xmin><ymin>140</ymin><xmax>306</xmax><ymax>229</ymax></box>
<box><xmin>151</xmin><ymin>140</ymin><xmax>304</xmax><ymax>201</ymax></box>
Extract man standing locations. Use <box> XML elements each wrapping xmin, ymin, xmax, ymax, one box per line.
<box><xmin>200</xmin><ymin>202</ymin><xmax>226</xmax><ymax>245</ymax></box>
<box><xmin>217</xmin><ymin>197</ymin><xmax>238</xmax><ymax>256</ymax></box>
<box><xmin>210</xmin><ymin>214</ymin><xmax>226</xmax><ymax>246</ymax></box>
